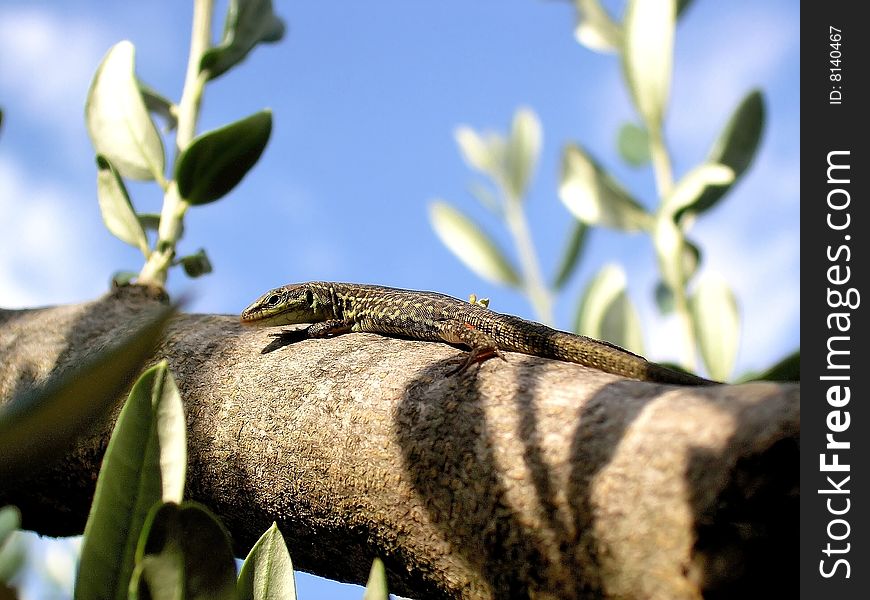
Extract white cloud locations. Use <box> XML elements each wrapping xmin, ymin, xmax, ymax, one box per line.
<box><xmin>0</xmin><ymin>5</ymin><xmax>109</xmax><ymax>130</ymax></box>
<box><xmin>0</xmin><ymin>155</ymin><xmax>110</xmax><ymax>307</ymax></box>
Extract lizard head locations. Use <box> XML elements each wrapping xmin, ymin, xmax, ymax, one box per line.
<box><xmin>240</xmin><ymin>283</ymin><xmax>329</xmax><ymax>326</ymax></box>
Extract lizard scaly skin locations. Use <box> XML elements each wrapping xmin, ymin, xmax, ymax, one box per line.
<box><xmin>240</xmin><ymin>281</ymin><xmax>716</xmax><ymax>385</ymax></box>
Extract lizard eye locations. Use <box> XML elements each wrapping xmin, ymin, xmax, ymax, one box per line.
<box><xmin>266</xmin><ymin>293</ymin><xmax>282</xmax><ymax>306</ymax></box>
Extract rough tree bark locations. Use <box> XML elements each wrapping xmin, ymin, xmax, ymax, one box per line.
<box><xmin>0</xmin><ymin>286</ymin><xmax>799</xmax><ymax>599</ymax></box>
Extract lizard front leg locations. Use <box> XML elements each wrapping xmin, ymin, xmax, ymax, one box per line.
<box><xmin>261</xmin><ymin>319</ymin><xmax>352</xmax><ymax>353</ymax></box>
<box><xmin>269</xmin><ymin>319</ymin><xmax>352</xmax><ymax>340</ymax></box>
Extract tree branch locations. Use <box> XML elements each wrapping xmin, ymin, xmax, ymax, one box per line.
<box><xmin>0</xmin><ymin>287</ymin><xmax>799</xmax><ymax>599</ymax></box>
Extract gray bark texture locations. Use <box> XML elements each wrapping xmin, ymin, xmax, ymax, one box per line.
<box><xmin>0</xmin><ymin>286</ymin><xmax>799</xmax><ymax>599</ymax></box>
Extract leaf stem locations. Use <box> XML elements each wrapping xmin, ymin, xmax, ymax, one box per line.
<box><xmin>671</xmin><ymin>256</ymin><xmax>697</xmax><ymax>370</ymax></box>
<box><xmin>176</xmin><ymin>0</ymin><xmax>214</xmax><ymax>149</ymax></box>
<box><xmin>503</xmin><ymin>195</ymin><xmax>554</xmax><ymax>325</ymax></box>
<box><xmin>649</xmin><ymin>129</ymin><xmax>697</xmax><ymax>370</ymax></box>
<box><xmin>649</xmin><ymin>130</ymin><xmax>673</xmax><ymax>199</ymax></box>
<box><xmin>138</xmin><ymin>0</ymin><xmax>214</xmax><ymax>286</ymax></box>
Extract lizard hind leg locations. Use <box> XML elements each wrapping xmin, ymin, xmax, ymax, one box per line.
<box><xmin>438</xmin><ymin>321</ymin><xmax>506</xmax><ymax>375</ymax></box>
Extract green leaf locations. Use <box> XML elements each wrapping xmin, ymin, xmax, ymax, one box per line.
<box><xmin>654</xmin><ymin>280</ymin><xmax>674</xmax><ymax>315</ymax></box>
<box><xmin>677</xmin><ymin>0</ymin><xmax>695</xmax><ymax>17</ymax></box>
<box><xmin>504</xmin><ymin>107</ymin><xmax>542</xmax><ymax>199</ymax></box>
<box><xmin>86</xmin><ymin>41</ymin><xmax>165</xmax><ymax>181</ymax></box>
<box><xmin>237</xmin><ymin>523</ymin><xmax>296</xmax><ymax>600</ymax></box>
<box><xmin>75</xmin><ymin>361</ymin><xmax>187</xmax><ymax>600</ymax></box>
<box><xmin>132</xmin><ymin>502</ymin><xmax>238</xmax><ymax>600</ymax></box>
<box><xmin>0</xmin><ymin>303</ymin><xmax>175</xmax><ymax>482</ymax></box>
<box><xmin>690</xmin><ymin>273</ymin><xmax>740</xmax><ymax>381</ymax></box>
<box><xmin>112</xmin><ymin>271</ymin><xmax>139</xmax><ymax>287</ymax></box>
<box><xmin>653</xmin><ymin>240</ymin><xmax>701</xmax><ymax>311</ymax></box>
<box><xmin>201</xmin><ymin>0</ymin><xmax>286</xmax><ymax>80</ymax></box>
<box><xmin>652</xmin><ymin>215</ymin><xmax>684</xmax><ymax>291</ymax></box>
<box><xmin>552</xmin><ymin>220</ymin><xmax>588</xmax><ymax>290</ymax></box>
<box><xmin>137</xmin><ymin>214</ymin><xmax>161</xmax><ymax>232</ymax></box>
<box><xmin>559</xmin><ymin>144</ymin><xmax>651</xmax><ymax>231</ymax></box>
<box><xmin>175</xmin><ymin>110</ymin><xmax>272</xmax><ymax>205</ymax></box>
<box><xmin>572</xmin><ymin>0</ymin><xmax>622</xmax><ymax>53</ymax></box>
<box><xmin>574</xmin><ymin>264</ymin><xmax>644</xmax><ymax>354</ymax></box>
<box><xmin>682</xmin><ymin>238</ymin><xmax>701</xmax><ymax>283</ymax></box>
<box><xmin>0</xmin><ymin>507</ymin><xmax>24</xmax><ymax>584</ymax></box>
<box><xmin>179</xmin><ymin>249</ymin><xmax>213</xmax><ymax>278</ymax></box>
<box><xmin>429</xmin><ymin>201</ymin><xmax>521</xmax><ymax>287</ymax></box>
<box><xmin>739</xmin><ymin>350</ymin><xmax>799</xmax><ymax>383</ymax></box>
<box><xmin>622</xmin><ymin>0</ymin><xmax>676</xmax><ymax>131</ymax></box>
<box><xmin>616</xmin><ymin>122</ymin><xmax>650</xmax><ymax>167</ymax></box>
<box><xmin>685</xmin><ymin>90</ymin><xmax>766</xmax><ymax>217</ymax></box>
<box><xmin>362</xmin><ymin>558</ymin><xmax>389</xmax><ymax>600</ymax></box>
<box><xmin>454</xmin><ymin>126</ymin><xmax>502</xmax><ymax>178</ymax></box>
<box><xmin>139</xmin><ymin>82</ymin><xmax>178</xmax><ymax>131</ymax></box>
<box><xmin>138</xmin><ymin>214</ymin><xmax>184</xmax><ymax>240</ymax></box>
<box><xmin>0</xmin><ymin>508</ymin><xmax>19</xmax><ymax>547</ymax></box>
<box><xmin>96</xmin><ymin>155</ymin><xmax>150</xmax><ymax>257</ymax></box>
<box><xmin>709</xmin><ymin>90</ymin><xmax>765</xmax><ymax>179</ymax></box>
<box><xmin>663</xmin><ymin>163</ymin><xmax>733</xmax><ymax>217</ymax></box>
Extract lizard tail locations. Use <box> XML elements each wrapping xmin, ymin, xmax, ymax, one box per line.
<box><xmin>547</xmin><ymin>330</ymin><xmax>717</xmax><ymax>386</ymax></box>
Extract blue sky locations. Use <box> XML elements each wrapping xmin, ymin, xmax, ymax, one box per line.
<box><xmin>0</xmin><ymin>0</ymin><xmax>799</xmax><ymax>597</ymax></box>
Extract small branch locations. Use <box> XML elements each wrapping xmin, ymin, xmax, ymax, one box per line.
<box><xmin>0</xmin><ymin>289</ymin><xmax>799</xmax><ymax>599</ymax></box>
<box><xmin>139</xmin><ymin>0</ymin><xmax>214</xmax><ymax>286</ymax></box>
<box><xmin>649</xmin><ymin>129</ymin><xmax>674</xmax><ymax>200</ymax></box>
<box><xmin>175</xmin><ymin>0</ymin><xmax>213</xmax><ymax>149</ymax></box>
<box><xmin>649</xmin><ymin>128</ymin><xmax>698</xmax><ymax>371</ymax></box>
<box><xmin>503</xmin><ymin>197</ymin><xmax>554</xmax><ymax>326</ymax></box>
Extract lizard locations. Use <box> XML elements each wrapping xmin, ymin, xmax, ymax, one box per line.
<box><xmin>240</xmin><ymin>281</ymin><xmax>717</xmax><ymax>386</ymax></box>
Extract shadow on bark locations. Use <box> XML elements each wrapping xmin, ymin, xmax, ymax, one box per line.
<box><xmin>687</xmin><ymin>418</ymin><xmax>799</xmax><ymax>598</ymax></box>
<box><xmin>396</xmin><ymin>358</ymin><xmax>798</xmax><ymax>598</ymax></box>
<box><xmin>3</xmin><ymin>288</ymin><xmax>169</xmax><ymax>535</ymax></box>
<box><xmin>395</xmin><ymin>355</ymin><xmax>663</xmax><ymax>598</ymax></box>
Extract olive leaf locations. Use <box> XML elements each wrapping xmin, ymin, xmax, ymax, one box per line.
<box><xmin>652</xmin><ymin>214</ymin><xmax>684</xmax><ymax>291</ymax></box>
<box><xmin>738</xmin><ymin>350</ymin><xmax>799</xmax><ymax>383</ymax></box>
<box><xmin>553</xmin><ymin>220</ymin><xmax>588</xmax><ymax>290</ymax></box>
<box><xmin>0</xmin><ymin>506</ymin><xmax>24</xmax><ymax>584</ymax></box>
<box><xmin>138</xmin><ymin>82</ymin><xmax>178</xmax><ymax>131</ymax></box>
<box><xmin>504</xmin><ymin>107</ymin><xmax>542</xmax><ymax>200</ymax></box>
<box><xmin>130</xmin><ymin>502</ymin><xmax>238</xmax><ymax>600</ymax></box>
<box><xmin>362</xmin><ymin>558</ymin><xmax>389</xmax><ymax>600</ymax></box>
<box><xmin>663</xmin><ymin>163</ymin><xmax>734</xmax><ymax>217</ymax></box>
<box><xmin>76</xmin><ymin>361</ymin><xmax>186</xmax><ymax>600</ymax></box>
<box><xmin>237</xmin><ymin>523</ymin><xmax>297</xmax><ymax>600</ymax></box>
<box><xmin>681</xmin><ymin>90</ymin><xmax>766</xmax><ymax>217</ymax></box>
<box><xmin>86</xmin><ymin>41</ymin><xmax>165</xmax><ymax>181</ymax></box>
<box><xmin>689</xmin><ymin>272</ymin><xmax>740</xmax><ymax>381</ymax></box>
<box><xmin>429</xmin><ymin>201</ymin><xmax>521</xmax><ymax>287</ymax></box>
<box><xmin>201</xmin><ymin>0</ymin><xmax>286</xmax><ymax>80</ymax></box>
<box><xmin>574</xmin><ymin>264</ymin><xmax>644</xmax><ymax>354</ymax></box>
<box><xmin>559</xmin><ymin>144</ymin><xmax>651</xmax><ymax>231</ymax></box>
<box><xmin>178</xmin><ymin>249</ymin><xmax>213</xmax><ymax>278</ymax></box>
<box><xmin>616</xmin><ymin>122</ymin><xmax>650</xmax><ymax>167</ymax></box>
<box><xmin>455</xmin><ymin>126</ymin><xmax>503</xmax><ymax>178</ymax></box>
<box><xmin>96</xmin><ymin>155</ymin><xmax>150</xmax><ymax>257</ymax></box>
<box><xmin>572</xmin><ymin>0</ymin><xmax>622</xmax><ymax>53</ymax></box>
<box><xmin>654</xmin><ymin>239</ymin><xmax>701</xmax><ymax>313</ymax></box>
<box><xmin>622</xmin><ymin>0</ymin><xmax>676</xmax><ymax>131</ymax></box>
<box><xmin>175</xmin><ymin>110</ymin><xmax>272</xmax><ymax>205</ymax></box>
